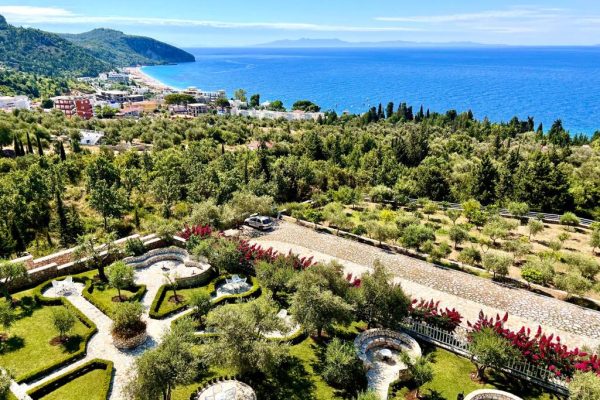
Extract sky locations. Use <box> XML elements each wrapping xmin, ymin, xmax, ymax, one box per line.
<box><xmin>0</xmin><ymin>1</ymin><xmax>599</xmax><ymax>47</ymax></box>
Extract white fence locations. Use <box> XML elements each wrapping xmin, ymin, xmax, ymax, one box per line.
<box><xmin>401</xmin><ymin>319</ymin><xmax>569</xmax><ymax>395</ymax></box>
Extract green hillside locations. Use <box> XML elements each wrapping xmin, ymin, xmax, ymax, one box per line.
<box><xmin>0</xmin><ymin>15</ymin><xmax>194</xmax><ymax>79</ymax></box>
<box><xmin>0</xmin><ymin>15</ymin><xmax>109</xmax><ymax>77</ymax></box>
<box><xmin>60</xmin><ymin>28</ymin><xmax>195</xmax><ymax>66</ymax></box>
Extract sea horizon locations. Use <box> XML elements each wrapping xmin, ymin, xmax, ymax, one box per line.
<box><xmin>142</xmin><ymin>46</ymin><xmax>600</xmax><ymax>135</ymax></box>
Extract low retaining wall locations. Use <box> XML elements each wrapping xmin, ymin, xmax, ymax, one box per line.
<box><xmin>8</xmin><ymin>233</ymin><xmax>173</xmax><ymax>293</ymax></box>
<box><xmin>464</xmin><ymin>389</ymin><xmax>523</xmax><ymax>400</ymax></box>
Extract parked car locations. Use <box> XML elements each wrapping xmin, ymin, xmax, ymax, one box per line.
<box><xmin>244</xmin><ymin>215</ymin><xmax>274</xmax><ymax>230</ymax></box>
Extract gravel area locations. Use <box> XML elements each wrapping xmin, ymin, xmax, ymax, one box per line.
<box><xmin>250</xmin><ymin>221</ymin><xmax>600</xmax><ymax>349</ymax></box>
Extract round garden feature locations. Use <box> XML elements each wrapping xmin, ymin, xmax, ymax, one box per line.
<box><xmin>463</xmin><ymin>389</ymin><xmax>523</xmax><ymax>400</ymax></box>
<box><xmin>195</xmin><ymin>380</ymin><xmax>256</xmax><ymax>400</ymax></box>
<box><xmin>354</xmin><ymin>329</ymin><xmax>422</xmax><ymax>398</ymax></box>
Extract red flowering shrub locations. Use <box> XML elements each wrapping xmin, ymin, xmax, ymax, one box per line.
<box><xmin>237</xmin><ymin>240</ymin><xmax>315</xmax><ymax>271</ymax></box>
<box><xmin>467</xmin><ymin>311</ymin><xmax>599</xmax><ymax>378</ymax></box>
<box><xmin>409</xmin><ymin>299</ymin><xmax>463</xmax><ymax>332</ymax></box>
<box><xmin>181</xmin><ymin>225</ymin><xmax>212</xmax><ymax>240</ymax></box>
<box><xmin>345</xmin><ymin>273</ymin><xmax>362</xmax><ymax>288</ymax></box>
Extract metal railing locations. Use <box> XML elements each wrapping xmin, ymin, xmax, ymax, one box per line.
<box><xmin>401</xmin><ymin>319</ymin><xmax>569</xmax><ymax>395</ymax></box>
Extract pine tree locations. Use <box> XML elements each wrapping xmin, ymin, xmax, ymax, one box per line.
<box><xmin>473</xmin><ymin>154</ymin><xmax>499</xmax><ymax>205</ymax></box>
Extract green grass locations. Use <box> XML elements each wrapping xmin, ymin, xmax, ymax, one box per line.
<box><xmin>391</xmin><ymin>346</ymin><xmax>561</xmax><ymax>400</ymax></box>
<box><xmin>0</xmin><ymin>301</ymin><xmax>94</xmax><ymax>381</ymax></box>
<box><xmin>157</xmin><ymin>285</ymin><xmax>211</xmax><ymax>316</ymax></box>
<box><xmin>37</xmin><ymin>368</ymin><xmax>110</xmax><ymax>400</ymax></box>
<box><xmin>73</xmin><ymin>270</ymin><xmax>142</xmax><ymax>317</ymax></box>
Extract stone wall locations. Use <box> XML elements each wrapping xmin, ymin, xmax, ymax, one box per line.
<box><xmin>7</xmin><ymin>233</ymin><xmax>175</xmax><ymax>293</ymax></box>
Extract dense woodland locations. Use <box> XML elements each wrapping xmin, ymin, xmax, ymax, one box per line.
<box><xmin>0</xmin><ymin>104</ymin><xmax>599</xmax><ymax>259</ymax></box>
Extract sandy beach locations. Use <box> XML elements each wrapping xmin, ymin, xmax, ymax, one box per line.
<box><xmin>124</xmin><ymin>67</ymin><xmax>173</xmax><ymax>91</ymax></box>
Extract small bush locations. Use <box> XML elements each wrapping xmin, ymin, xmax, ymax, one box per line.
<box><xmin>458</xmin><ymin>246</ymin><xmax>482</xmax><ymax>266</ymax></box>
<box><xmin>560</xmin><ymin>212</ymin><xmax>580</xmax><ymax>227</ymax></box>
<box><xmin>124</xmin><ymin>238</ymin><xmax>146</xmax><ymax>256</ymax></box>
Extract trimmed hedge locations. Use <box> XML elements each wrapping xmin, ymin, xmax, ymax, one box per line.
<box><xmin>150</xmin><ymin>272</ymin><xmax>260</xmax><ymax>320</ymax></box>
<box><xmin>16</xmin><ymin>279</ymin><xmax>98</xmax><ymax>384</ymax></box>
<box><xmin>81</xmin><ymin>278</ymin><xmax>147</xmax><ymax>317</ymax></box>
<box><xmin>27</xmin><ymin>359</ymin><xmax>113</xmax><ymax>400</ymax></box>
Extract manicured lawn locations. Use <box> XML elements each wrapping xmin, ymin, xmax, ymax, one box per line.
<box><xmin>73</xmin><ymin>271</ymin><xmax>141</xmax><ymax>317</ymax></box>
<box><xmin>391</xmin><ymin>346</ymin><xmax>561</xmax><ymax>400</ymax></box>
<box><xmin>0</xmin><ymin>301</ymin><xmax>93</xmax><ymax>381</ymax></box>
<box><xmin>157</xmin><ymin>285</ymin><xmax>212</xmax><ymax>316</ymax></box>
<box><xmin>37</xmin><ymin>368</ymin><xmax>111</xmax><ymax>400</ymax></box>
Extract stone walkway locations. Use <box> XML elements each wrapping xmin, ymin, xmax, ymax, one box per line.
<box><xmin>250</xmin><ymin>221</ymin><xmax>600</xmax><ymax>349</ymax></box>
<box><xmin>13</xmin><ymin>260</ymin><xmax>208</xmax><ymax>400</ymax></box>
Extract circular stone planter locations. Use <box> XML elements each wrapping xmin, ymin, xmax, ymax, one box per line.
<box><xmin>354</xmin><ymin>328</ymin><xmax>422</xmax><ymax>370</ymax></box>
<box><xmin>464</xmin><ymin>389</ymin><xmax>523</xmax><ymax>400</ymax></box>
<box><xmin>195</xmin><ymin>380</ymin><xmax>256</xmax><ymax>400</ymax></box>
<box><xmin>112</xmin><ymin>330</ymin><xmax>148</xmax><ymax>350</ymax></box>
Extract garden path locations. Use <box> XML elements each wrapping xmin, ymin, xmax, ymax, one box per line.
<box><xmin>250</xmin><ymin>221</ymin><xmax>600</xmax><ymax>349</ymax></box>
<box><xmin>12</xmin><ymin>260</ymin><xmax>197</xmax><ymax>400</ymax></box>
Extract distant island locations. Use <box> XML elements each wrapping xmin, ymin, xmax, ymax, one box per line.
<box><xmin>254</xmin><ymin>38</ymin><xmax>502</xmax><ymax>48</ymax></box>
<box><xmin>0</xmin><ymin>14</ymin><xmax>194</xmax><ymax>77</ymax></box>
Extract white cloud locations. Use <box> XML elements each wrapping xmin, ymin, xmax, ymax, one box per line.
<box><xmin>375</xmin><ymin>7</ymin><xmax>564</xmax><ymax>23</ymax></box>
<box><xmin>0</xmin><ymin>5</ymin><xmax>420</xmax><ymax>32</ymax></box>
<box><xmin>0</xmin><ymin>5</ymin><xmax>74</xmax><ymax>18</ymax></box>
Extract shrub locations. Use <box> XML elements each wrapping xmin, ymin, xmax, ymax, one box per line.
<box><xmin>429</xmin><ymin>242</ymin><xmax>451</xmax><ymax>263</ymax></box>
<box><xmin>560</xmin><ymin>212</ymin><xmax>580</xmax><ymax>227</ymax></box>
<box><xmin>189</xmin><ymin>291</ymin><xmax>212</xmax><ymax>321</ymax></box>
<box><xmin>554</xmin><ymin>270</ymin><xmax>592</xmax><ymax>298</ymax></box>
<box><xmin>482</xmin><ymin>252</ymin><xmax>512</xmax><ymax>279</ymax></box>
<box><xmin>528</xmin><ymin>219</ymin><xmax>544</xmax><ymax>240</ymax></box>
<box><xmin>562</xmin><ymin>254</ymin><xmax>600</xmax><ymax>281</ymax></box>
<box><xmin>409</xmin><ymin>299</ymin><xmax>462</xmax><ymax>331</ymax></box>
<box><xmin>0</xmin><ymin>369</ymin><xmax>9</xmax><ymax>399</ymax></box>
<box><xmin>449</xmin><ymin>225</ymin><xmax>469</xmax><ymax>249</ymax></box>
<box><xmin>400</xmin><ymin>224</ymin><xmax>435</xmax><ymax>252</ymax></box>
<box><xmin>369</xmin><ymin>185</ymin><xmax>394</xmax><ymax>203</ymax></box>
<box><xmin>352</xmin><ymin>224</ymin><xmax>368</xmax><ymax>236</ymax></box>
<box><xmin>469</xmin><ymin>327</ymin><xmax>521</xmax><ymax>380</ymax></box>
<box><xmin>507</xmin><ymin>201</ymin><xmax>530</xmax><ymax>219</ymax></box>
<box><xmin>569</xmin><ymin>371</ymin><xmax>600</xmax><ymax>400</ymax></box>
<box><xmin>322</xmin><ymin>338</ymin><xmax>366</xmax><ymax>390</ymax></box>
<box><xmin>521</xmin><ymin>259</ymin><xmax>555</xmax><ymax>286</ymax></box>
<box><xmin>124</xmin><ymin>238</ymin><xmax>146</xmax><ymax>257</ymax></box>
<box><xmin>458</xmin><ymin>246</ymin><xmax>482</xmax><ymax>266</ymax></box>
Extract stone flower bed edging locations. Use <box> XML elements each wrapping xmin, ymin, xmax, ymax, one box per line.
<box><xmin>354</xmin><ymin>328</ymin><xmax>422</xmax><ymax>371</ymax></box>
<box><xmin>112</xmin><ymin>330</ymin><xmax>148</xmax><ymax>350</ymax></box>
<box><xmin>464</xmin><ymin>389</ymin><xmax>523</xmax><ymax>400</ymax></box>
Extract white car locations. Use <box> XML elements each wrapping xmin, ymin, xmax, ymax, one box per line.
<box><xmin>244</xmin><ymin>215</ymin><xmax>274</xmax><ymax>230</ymax></box>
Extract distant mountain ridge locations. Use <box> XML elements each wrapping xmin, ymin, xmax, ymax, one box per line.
<box><xmin>60</xmin><ymin>28</ymin><xmax>195</xmax><ymax>67</ymax></box>
<box><xmin>0</xmin><ymin>15</ymin><xmax>194</xmax><ymax>77</ymax></box>
<box><xmin>255</xmin><ymin>38</ymin><xmax>501</xmax><ymax>48</ymax></box>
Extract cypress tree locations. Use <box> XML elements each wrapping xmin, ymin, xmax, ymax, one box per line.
<box><xmin>26</xmin><ymin>131</ymin><xmax>33</xmax><ymax>154</ymax></box>
<box><xmin>59</xmin><ymin>142</ymin><xmax>67</xmax><ymax>161</ymax></box>
<box><xmin>385</xmin><ymin>102</ymin><xmax>394</xmax><ymax>119</ymax></box>
<box><xmin>377</xmin><ymin>103</ymin><xmax>385</xmax><ymax>120</ymax></box>
<box><xmin>36</xmin><ymin>134</ymin><xmax>43</xmax><ymax>156</ymax></box>
<box><xmin>473</xmin><ymin>154</ymin><xmax>499</xmax><ymax>205</ymax></box>
<box><xmin>13</xmin><ymin>134</ymin><xmax>20</xmax><ymax>156</ymax></box>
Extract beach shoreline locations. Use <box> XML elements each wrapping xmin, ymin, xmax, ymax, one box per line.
<box><xmin>124</xmin><ymin>66</ymin><xmax>174</xmax><ymax>91</ymax></box>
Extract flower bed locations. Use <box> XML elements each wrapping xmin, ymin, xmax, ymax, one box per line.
<box><xmin>354</xmin><ymin>328</ymin><xmax>422</xmax><ymax>371</ymax></box>
<box><xmin>112</xmin><ymin>330</ymin><xmax>148</xmax><ymax>350</ymax></box>
<box><xmin>27</xmin><ymin>359</ymin><xmax>113</xmax><ymax>400</ymax></box>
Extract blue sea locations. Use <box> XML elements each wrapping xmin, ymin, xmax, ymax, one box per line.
<box><xmin>142</xmin><ymin>47</ymin><xmax>600</xmax><ymax>135</ymax></box>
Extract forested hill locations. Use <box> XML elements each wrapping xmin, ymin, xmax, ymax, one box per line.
<box><xmin>0</xmin><ymin>15</ymin><xmax>109</xmax><ymax>76</ymax></box>
<box><xmin>0</xmin><ymin>16</ymin><xmax>194</xmax><ymax>77</ymax></box>
<box><xmin>60</xmin><ymin>28</ymin><xmax>195</xmax><ymax>66</ymax></box>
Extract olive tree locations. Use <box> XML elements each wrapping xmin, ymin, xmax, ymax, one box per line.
<box><xmin>482</xmin><ymin>252</ymin><xmax>512</xmax><ymax>280</ymax></box>
<box><xmin>470</xmin><ymin>328</ymin><xmax>520</xmax><ymax>380</ymax></box>
<box><xmin>449</xmin><ymin>225</ymin><xmax>469</xmax><ymax>249</ymax></box>
<box><xmin>322</xmin><ymin>338</ymin><xmax>366</xmax><ymax>391</ymax></box>
<box><xmin>52</xmin><ymin>308</ymin><xmax>76</xmax><ymax>342</ymax></box>
<box><xmin>0</xmin><ymin>261</ymin><xmax>27</xmax><ymax>301</ymax></box>
<box><xmin>107</xmin><ymin>261</ymin><xmax>135</xmax><ymax>301</ymax></box>
<box><xmin>400</xmin><ymin>224</ymin><xmax>435</xmax><ymax>252</ymax></box>
<box><xmin>0</xmin><ymin>301</ymin><xmax>16</xmax><ymax>341</ymax></box>
<box><xmin>527</xmin><ymin>219</ymin><xmax>544</xmax><ymax>240</ymax></box>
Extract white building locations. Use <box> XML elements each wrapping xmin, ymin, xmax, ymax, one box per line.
<box><xmin>0</xmin><ymin>96</ymin><xmax>31</xmax><ymax>111</ymax></box>
<box><xmin>182</xmin><ymin>87</ymin><xmax>227</xmax><ymax>103</ymax></box>
<box><xmin>231</xmin><ymin>108</ymin><xmax>324</xmax><ymax>121</ymax></box>
<box><xmin>80</xmin><ymin>130</ymin><xmax>105</xmax><ymax>146</ymax></box>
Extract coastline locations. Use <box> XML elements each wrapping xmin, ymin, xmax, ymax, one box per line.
<box><xmin>124</xmin><ymin>66</ymin><xmax>175</xmax><ymax>91</ymax></box>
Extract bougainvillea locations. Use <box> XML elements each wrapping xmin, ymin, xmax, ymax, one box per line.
<box><xmin>345</xmin><ymin>273</ymin><xmax>362</xmax><ymax>288</ymax></box>
<box><xmin>237</xmin><ymin>240</ymin><xmax>315</xmax><ymax>271</ymax></box>
<box><xmin>468</xmin><ymin>311</ymin><xmax>599</xmax><ymax>378</ymax></box>
<box><xmin>180</xmin><ymin>225</ymin><xmax>212</xmax><ymax>241</ymax></box>
<box><xmin>409</xmin><ymin>299</ymin><xmax>463</xmax><ymax>332</ymax></box>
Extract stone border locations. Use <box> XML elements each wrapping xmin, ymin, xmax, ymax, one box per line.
<box><xmin>464</xmin><ymin>389</ymin><xmax>523</xmax><ymax>400</ymax></box>
<box><xmin>112</xmin><ymin>330</ymin><xmax>148</xmax><ymax>350</ymax></box>
<box><xmin>354</xmin><ymin>328</ymin><xmax>422</xmax><ymax>370</ymax></box>
<box><xmin>123</xmin><ymin>246</ymin><xmax>203</xmax><ymax>269</ymax></box>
